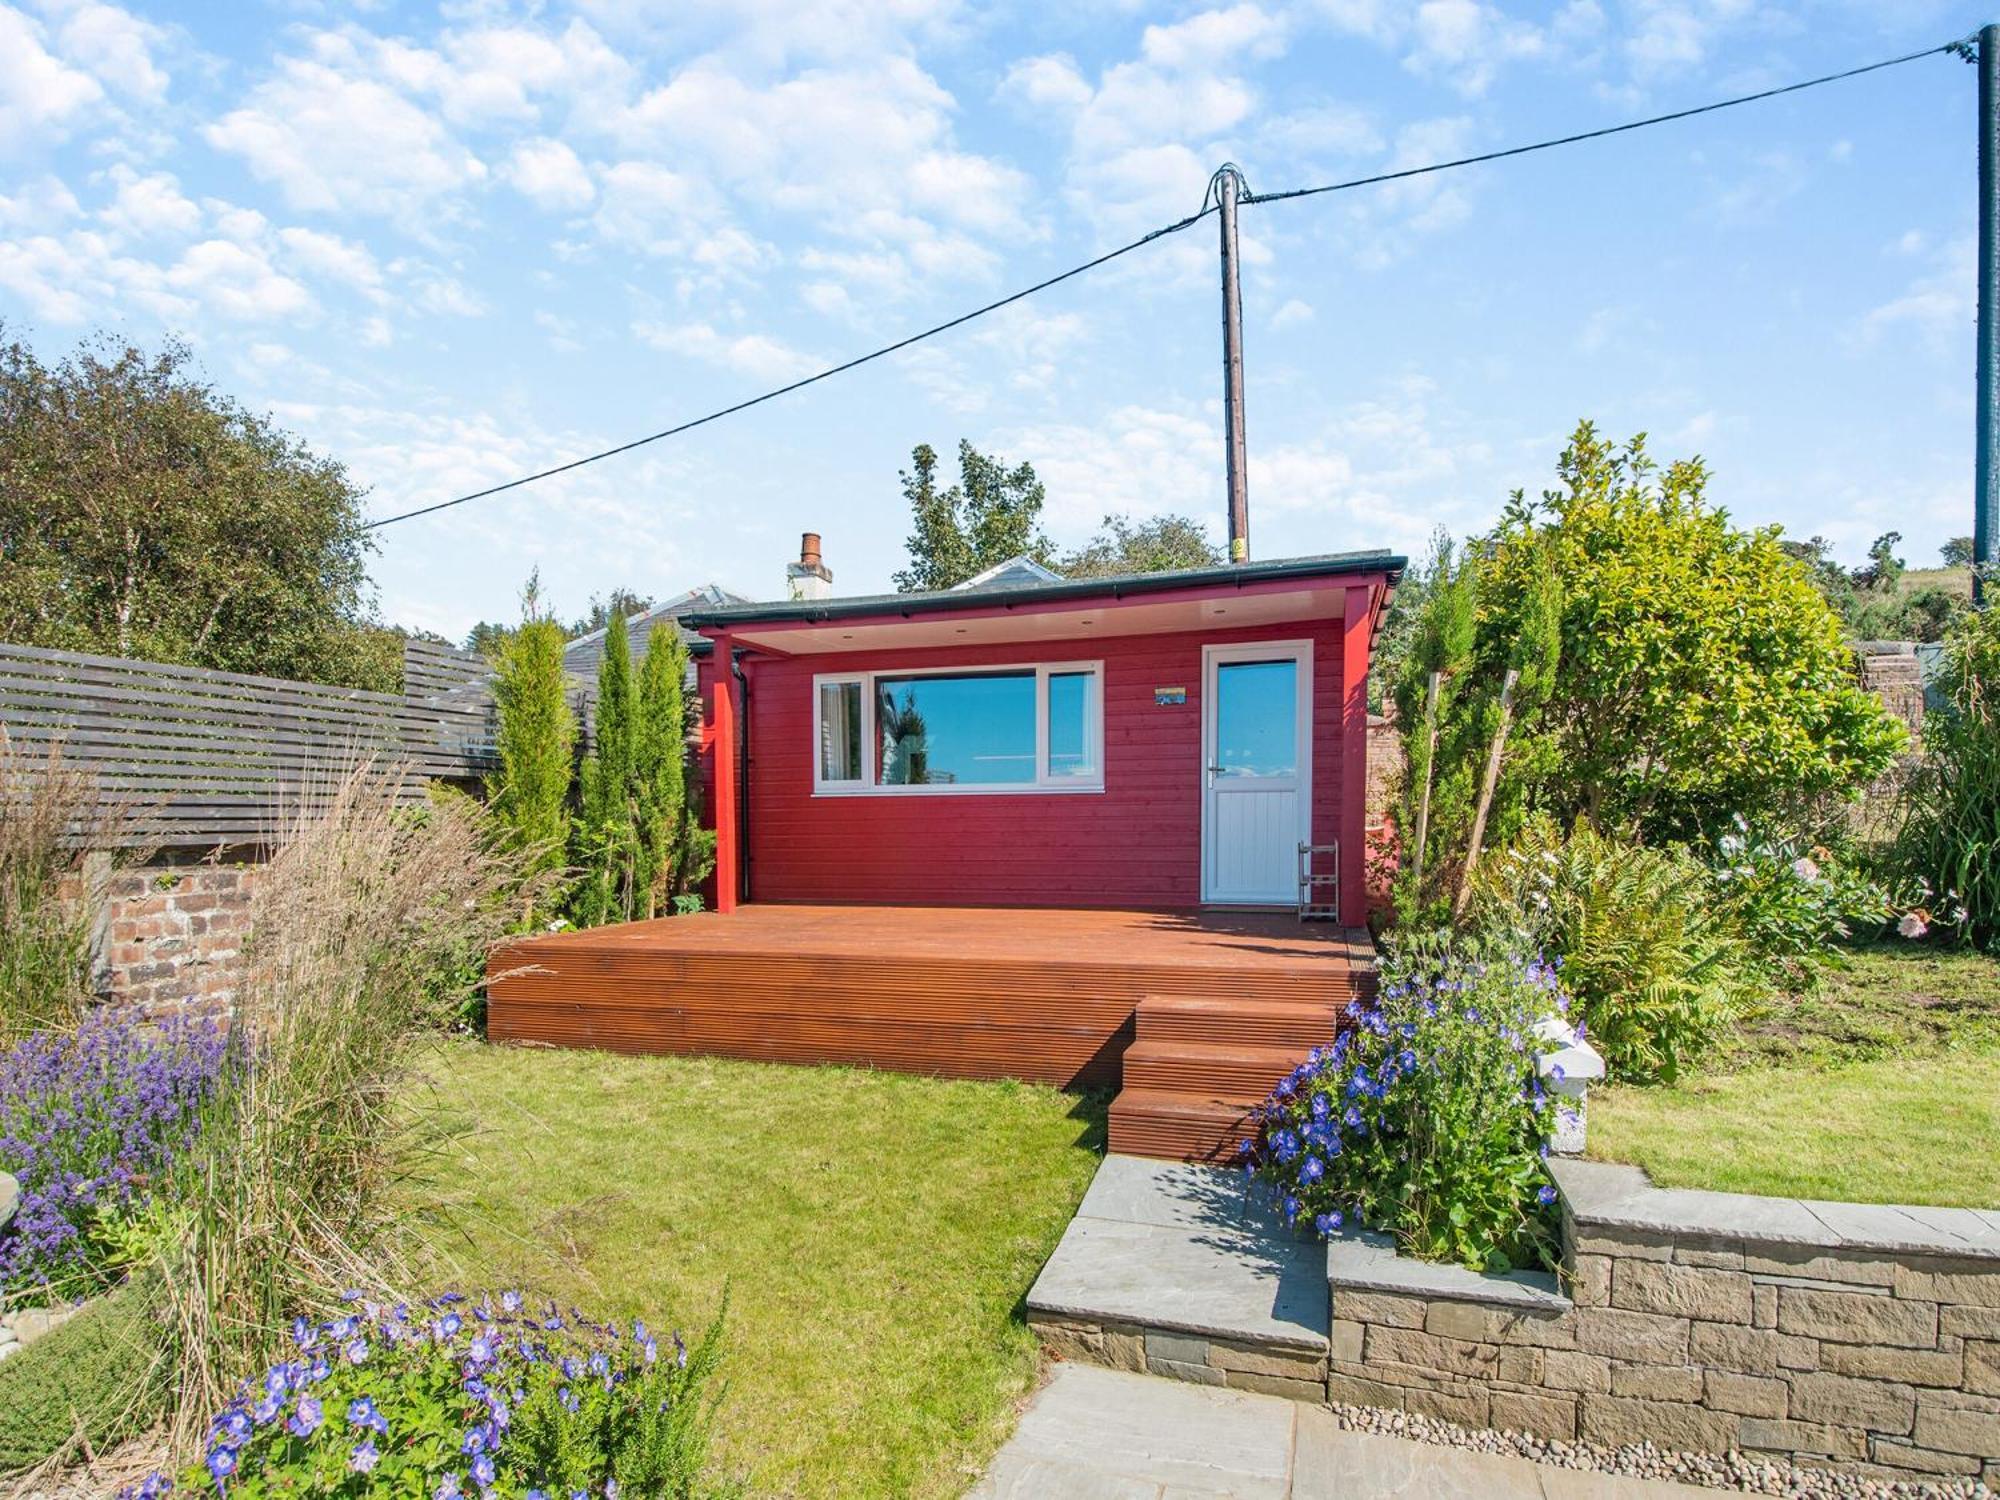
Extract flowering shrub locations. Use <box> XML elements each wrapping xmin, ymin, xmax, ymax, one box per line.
<box><xmin>1249</xmin><ymin>938</ymin><xmax>1566</xmax><ymax>1273</ymax></box>
<box><xmin>1708</xmin><ymin>817</ymin><xmax>1938</xmax><ymax>987</ymax></box>
<box><xmin>125</xmin><ymin>1292</ymin><xmax>727</xmax><ymax>1500</ymax></box>
<box><xmin>0</xmin><ymin>1008</ymin><xmax>228</xmax><ymax>1301</ymax></box>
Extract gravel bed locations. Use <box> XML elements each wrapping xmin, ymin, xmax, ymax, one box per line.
<box><xmin>1326</xmin><ymin>1400</ymin><xmax>1994</xmax><ymax>1500</ymax></box>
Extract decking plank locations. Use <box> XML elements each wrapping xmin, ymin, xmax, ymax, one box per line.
<box><xmin>486</xmin><ymin>904</ymin><xmax>1374</xmax><ymax>1088</ymax></box>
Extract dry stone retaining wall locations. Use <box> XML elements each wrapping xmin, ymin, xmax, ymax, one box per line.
<box><xmin>1329</xmin><ymin>1160</ymin><xmax>2000</xmax><ymax>1488</ymax></box>
<box><xmin>1031</xmin><ymin>1315</ymin><xmax>1329</xmax><ymax>1402</ymax></box>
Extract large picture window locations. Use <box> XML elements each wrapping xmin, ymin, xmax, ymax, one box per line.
<box><xmin>812</xmin><ymin>662</ymin><xmax>1104</xmax><ymax>794</ymax></box>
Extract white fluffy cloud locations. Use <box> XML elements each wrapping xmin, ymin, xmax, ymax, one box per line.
<box><xmin>997</xmin><ymin>379</ymin><xmax>1502</xmax><ymax>560</ymax></box>
<box><xmin>506</xmin><ymin>138</ymin><xmax>596</xmax><ymax>212</ymax></box>
<box><xmin>277</xmin><ymin>226</ymin><xmax>385</xmax><ymax>297</ymax></box>
<box><xmin>205</xmin><ymin>40</ymin><xmax>488</xmax><ymax>220</ymax></box>
<box><xmin>614</xmin><ymin>56</ymin><xmax>1027</xmax><ymax>233</ymax></box>
<box><xmin>1860</xmin><ymin>235</ymin><xmax>1973</xmax><ymax>352</ymax></box>
<box><xmin>49</xmin><ymin>1</ymin><xmax>169</xmax><ymax>101</ymax></box>
<box><xmin>99</xmin><ymin>165</ymin><xmax>199</xmax><ymax>238</ymax></box>
<box><xmin>0</xmin><ymin>4</ymin><xmax>104</xmax><ymax>148</ymax></box>
<box><xmin>167</xmin><ymin>238</ymin><xmax>314</xmax><ymax>321</ymax></box>
<box><xmin>635</xmin><ymin>319</ymin><xmax>818</xmax><ymax>382</ymax></box>
<box><xmin>1404</xmin><ymin>0</ymin><xmax>1546</xmax><ymax>95</ymax></box>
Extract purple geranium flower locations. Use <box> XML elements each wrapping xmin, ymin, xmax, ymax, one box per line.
<box><xmin>287</xmin><ymin>1394</ymin><xmax>324</xmax><ymax>1438</ymax></box>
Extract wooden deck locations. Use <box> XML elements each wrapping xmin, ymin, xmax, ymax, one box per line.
<box><xmin>487</xmin><ymin>905</ymin><xmax>1374</xmax><ymax>1128</ymax></box>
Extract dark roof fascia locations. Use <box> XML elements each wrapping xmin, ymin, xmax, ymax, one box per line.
<box><xmin>681</xmin><ymin>551</ymin><xmax>1407</xmax><ymax>632</ymax></box>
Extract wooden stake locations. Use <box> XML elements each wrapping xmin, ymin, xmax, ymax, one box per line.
<box><xmin>1453</xmin><ymin>667</ymin><xmax>1518</xmax><ymax>921</ymax></box>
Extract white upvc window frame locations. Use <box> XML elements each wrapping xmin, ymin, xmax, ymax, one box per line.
<box><xmin>811</xmin><ymin>660</ymin><xmax>1106</xmax><ymax>796</ymax></box>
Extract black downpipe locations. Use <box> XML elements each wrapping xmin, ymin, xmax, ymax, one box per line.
<box><xmin>731</xmin><ymin>649</ymin><xmax>751</xmax><ymax>906</ymax></box>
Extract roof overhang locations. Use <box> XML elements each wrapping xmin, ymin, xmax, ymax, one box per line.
<box><xmin>684</xmin><ymin>553</ymin><xmax>1404</xmax><ymax>657</ymax></box>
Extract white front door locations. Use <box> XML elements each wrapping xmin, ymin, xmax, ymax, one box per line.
<box><xmin>1201</xmin><ymin>641</ymin><xmax>1313</xmax><ymax>905</ymax></box>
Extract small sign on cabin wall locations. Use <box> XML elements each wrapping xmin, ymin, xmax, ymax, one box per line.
<box><xmin>1155</xmin><ymin>686</ymin><xmax>1187</xmax><ymax>706</ymax></box>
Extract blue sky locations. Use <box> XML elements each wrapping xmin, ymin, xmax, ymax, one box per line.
<box><xmin>0</xmin><ymin>0</ymin><xmax>1986</xmax><ymax>641</ymax></box>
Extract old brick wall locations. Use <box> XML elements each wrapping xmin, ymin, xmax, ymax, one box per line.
<box><xmin>1366</xmin><ymin>712</ymin><xmax>1401</xmax><ymax>827</ymax></box>
<box><xmin>1328</xmin><ymin>1161</ymin><xmax>2000</xmax><ymax>1487</ymax></box>
<box><xmin>92</xmin><ymin>860</ymin><xmax>259</xmax><ymax>1018</ymax></box>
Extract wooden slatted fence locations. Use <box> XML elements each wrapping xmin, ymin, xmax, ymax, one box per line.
<box><xmin>403</xmin><ymin>637</ymin><xmax>491</xmax><ymax>701</ymax></box>
<box><xmin>0</xmin><ymin>641</ymin><xmax>497</xmax><ymax>849</ymax></box>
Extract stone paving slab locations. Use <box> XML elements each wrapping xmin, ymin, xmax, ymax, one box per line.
<box><xmin>1076</xmin><ymin>1156</ymin><xmax>1288</xmax><ymax>1234</ymax></box>
<box><xmin>1031</xmin><ymin>1215</ymin><xmax>1329</xmax><ymax>1351</ymax></box>
<box><xmin>975</xmin><ymin>1365</ymin><xmax>1728</xmax><ymax>1498</ymax></box>
<box><xmin>1029</xmin><ymin>1155</ymin><xmax>1328</xmax><ymax>1352</ymax></box>
<box><xmin>1325</xmin><ymin>1227</ymin><xmax>1571</xmax><ymax>1311</ymax></box>
<box><xmin>969</xmin><ymin>1364</ymin><xmax>1297</xmax><ymax>1500</ymax></box>
<box><xmin>1549</xmin><ymin>1159</ymin><xmax>2000</xmax><ymax>1260</ymax></box>
<box><xmin>968</xmin><ymin>1368</ymin><xmax>1720</xmax><ymax>1496</ymax></box>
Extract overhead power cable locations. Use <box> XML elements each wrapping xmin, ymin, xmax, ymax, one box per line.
<box><xmin>364</xmin><ymin>208</ymin><xmax>1215</xmax><ymax>528</ymax></box>
<box><xmin>1243</xmin><ymin>37</ymin><xmax>1966</xmax><ymax>207</ymax></box>
<box><xmin>364</xmin><ymin>33</ymin><xmax>1969</xmax><ymax>530</ymax></box>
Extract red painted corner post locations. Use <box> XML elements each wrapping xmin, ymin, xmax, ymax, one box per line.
<box><xmin>1338</xmin><ymin>585</ymin><xmax>1372</xmax><ymax>927</ymax></box>
<box><xmin>709</xmin><ymin>634</ymin><xmax>739</xmax><ymax>914</ymax></box>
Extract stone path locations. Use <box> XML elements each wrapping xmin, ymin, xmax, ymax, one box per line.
<box><xmin>971</xmin><ymin>1363</ymin><xmax>1721</xmax><ymax>1499</ymax></box>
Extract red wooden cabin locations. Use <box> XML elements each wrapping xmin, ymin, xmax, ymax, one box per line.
<box><xmin>487</xmin><ymin>547</ymin><xmax>1403</xmax><ymax>1160</ymax></box>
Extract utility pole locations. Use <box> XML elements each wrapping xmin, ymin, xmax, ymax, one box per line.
<box><xmin>1216</xmin><ymin>163</ymin><xmax>1251</xmax><ymax>564</ymax></box>
<box><xmin>1978</xmin><ymin>24</ymin><xmax>1999</xmax><ymax>607</ymax></box>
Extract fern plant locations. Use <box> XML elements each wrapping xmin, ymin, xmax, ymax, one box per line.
<box><xmin>1469</xmin><ymin>818</ymin><xmax>1762</xmax><ymax>1083</ymax></box>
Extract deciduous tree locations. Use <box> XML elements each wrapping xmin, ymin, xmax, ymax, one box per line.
<box><xmin>0</xmin><ymin>329</ymin><xmax>393</xmax><ymax>688</ymax></box>
<box><xmin>893</xmin><ymin>441</ymin><xmax>1055</xmax><ymax>591</ymax></box>
<box><xmin>1060</xmin><ymin>514</ymin><xmax>1223</xmax><ymax>578</ymax></box>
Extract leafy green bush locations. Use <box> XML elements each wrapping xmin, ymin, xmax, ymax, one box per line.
<box><xmin>128</xmin><ymin>1294</ymin><xmax>727</xmax><ymax>1499</ymax></box>
<box><xmin>1465</xmin><ymin>422</ymin><xmax>1905</xmax><ymax>845</ymax></box>
<box><xmin>0</xmin><ymin>1270</ymin><xmax>171</xmax><ymax>1474</ymax></box>
<box><xmin>1895</xmin><ymin>605</ymin><xmax>2000</xmax><ymax>948</ymax></box>
<box><xmin>1470</xmin><ymin>820</ymin><xmax>1759</xmax><ymax>1084</ymax></box>
<box><xmin>1250</xmin><ymin>936</ymin><xmax>1564</xmax><ymax>1273</ymax></box>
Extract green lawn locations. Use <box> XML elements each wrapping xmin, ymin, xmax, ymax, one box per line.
<box><xmin>1587</xmin><ymin>944</ymin><xmax>2000</xmax><ymax>1206</ymax></box>
<box><xmin>403</xmin><ymin>1044</ymin><xmax>1103</xmax><ymax>1500</ymax></box>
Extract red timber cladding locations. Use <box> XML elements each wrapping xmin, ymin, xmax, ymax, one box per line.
<box><xmin>703</xmin><ymin>612</ymin><xmax>1359</xmax><ymax>909</ymax></box>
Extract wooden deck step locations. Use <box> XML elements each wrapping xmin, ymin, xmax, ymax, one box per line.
<box><xmin>1134</xmin><ymin>993</ymin><xmax>1345</xmax><ymax>1050</ymax></box>
<box><xmin>1121</xmin><ymin>1038</ymin><xmax>1308</xmax><ymax>1099</ymax></box>
<box><xmin>1107</xmin><ymin>1088</ymin><xmax>1262</xmax><ymax>1165</ymax></box>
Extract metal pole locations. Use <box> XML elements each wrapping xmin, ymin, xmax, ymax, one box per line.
<box><xmin>1218</xmin><ymin>164</ymin><xmax>1250</xmax><ymax>564</ymax></box>
<box><xmin>1977</xmin><ymin>25</ymin><xmax>1999</xmax><ymax>607</ymax></box>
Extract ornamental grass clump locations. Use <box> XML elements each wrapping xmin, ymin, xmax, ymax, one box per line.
<box><xmin>161</xmin><ymin>760</ymin><xmax>540</xmax><ymax>1450</ymax></box>
<box><xmin>0</xmin><ymin>736</ymin><xmax>125</xmax><ymax>1043</ymax></box>
<box><xmin>1249</xmin><ymin>937</ymin><xmax>1566</xmax><ymax>1274</ymax></box>
<box><xmin>1894</xmin><ymin>604</ymin><xmax>2000</xmax><ymax>948</ymax></box>
<box><xmin>0</xmin><ymin>1007</ymin><xmax>228</xmax><ymax>1302</ymax></box>
<box><xmin>125</xmin><ymin>1292</ymin><xmax>728</xmax><ymax>1500</ymax></box>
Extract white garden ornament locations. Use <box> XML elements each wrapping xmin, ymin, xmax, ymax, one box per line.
<box><xmin>1534</xmin><ymin>1017</ymin><xmax>1606</xmax><ymax>1155</ymax></box>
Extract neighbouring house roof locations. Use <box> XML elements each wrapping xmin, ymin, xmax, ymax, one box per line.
<box><xmin>565</xmin><ymin>583</ymin><xmax>750</xmax><ymax>674</ymax></box>
<box><xmin>952</xmin><ymin>554</ymin><xmax>1066</xmax><ymax>591</ymax></box>
<box><xmin>680</xmin><ymin>550</ymin><xmax>1405</xmax><ymax>631</ymax></box>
